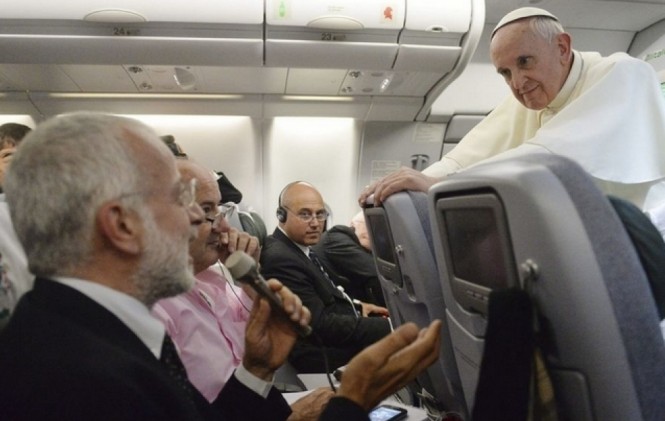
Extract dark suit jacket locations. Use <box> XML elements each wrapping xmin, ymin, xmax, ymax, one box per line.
<box><xmin>0</xmin><ymin>278</ymin><xmax>292</xmax><ymax>421</ymax></box>
<box><xmin>313</xmin><ymin>225</ymin><xmax>385</xmax><ymax>306</ymax></box>
<box><xmin>260</xmin><ymin>229</ymin><xmax>391</xmax><ymax>373</ymax></box>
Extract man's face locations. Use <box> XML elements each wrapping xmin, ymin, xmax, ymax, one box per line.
<box><xmin>281</xmin><ymin>185</ymin><xmax>326</xmax><ymax>246</ymax></box>
<box><xmin>131</xmin><ymin>150</ymin><xmax>201</xmax><ymax>306</ymax></box>
<box><xmin>187</xmin><ymin>170</ymin><xmax>231</xmax><ymax>274</ymax></box>
<box><xmin>490</xmin><ymin>20</ymin><xmax>571</xmax><ymax>110</ymax></box>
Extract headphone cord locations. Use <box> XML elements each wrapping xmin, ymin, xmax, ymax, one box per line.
<box><xmin>309</xmin><ymin>332</ymin><xmax>337</xmax><ymax>392</ymax></box>
<box><xmin>218</xmin><ymin>260</ymin><xmax>252</xmax><ymax>313</ymax></box>
<box><xmin>219</xmin><ymin>260</ymin><xmax>337</xmax><ymax>392</ymax></box>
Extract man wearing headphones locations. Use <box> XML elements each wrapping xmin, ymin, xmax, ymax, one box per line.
<box><xmin>260</xmin><ymin>181</ymin><xmax>391</xmax><ymax>373</ymax></box>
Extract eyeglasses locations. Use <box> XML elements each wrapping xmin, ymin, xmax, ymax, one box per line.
<box><xmin>204</xmin><ymin>203</ymin><xmax>234</xmax><ymax>224</ymax></box>
<box><xmin>284</xmin><ymin>206</ymin><xmax>328</xmax><ymax>223</ymax></box>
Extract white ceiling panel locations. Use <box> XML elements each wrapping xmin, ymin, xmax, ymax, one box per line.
<box><xmin>286</xmin><ymin>69</ymin><xmax>347</xmax><ymax>95</ymax></box>
<box><xmin>0</xmin><ymin>65</ymin><xmax>80</xmax><ymax>92</ymax></box>
<box><xmin>486</xmin><ymin>0</ymin><xmax>665</xmax><ymax>32</ymax></box>
<box><xmin>61</xmin><ymin>65</ymin><xmax>139</xmax><ymax>92</ymax></box>
<box><xmin>198</xmin><ymin>67</ymin><xmax>288</xmax><ymax>94</ymax></box>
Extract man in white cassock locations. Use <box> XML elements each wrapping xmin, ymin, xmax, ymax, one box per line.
<box><xmin>360</xmin><ymin>7</ymin><xmax>665</xmax><ymax>226</ymax></box>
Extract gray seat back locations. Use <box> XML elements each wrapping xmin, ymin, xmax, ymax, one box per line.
<box><xmin>429</xmin><ymin>153</ymin><xmax>665</xmax><ymax>420</ymax></box>
<box><xmin>364</xmin><ymin>191</ymin><xmax>467</xmax><ymax>417</ymax></box>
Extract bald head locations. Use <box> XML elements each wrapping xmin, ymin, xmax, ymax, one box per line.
<box><xmin>350</xmin><ymin>211</ymin><xmax>371</xmax><ymax>251</ymax></box>
<box><xmin>279</xmin><ymin>182</ymin><xmax>327</xmax><ymax>246</ymax></box>
<box><xmin>177</xmin><ymin>160</ymin><xmax>220</xmax><ymax>202</ymax></box>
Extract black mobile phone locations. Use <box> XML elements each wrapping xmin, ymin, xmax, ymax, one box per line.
<box><xmin>369</xmin><ymin>404</ymin><xmax>408</xmax><ymax>421</ymax></box>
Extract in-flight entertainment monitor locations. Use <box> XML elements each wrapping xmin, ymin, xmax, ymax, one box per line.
<box><xmin>364</xmin><ymin>207</ymin><xmax>403</xmax><ymax>288</ymax></box>
<box><xmin>435</xmin><ymin>191</ymin><xmax>518</xmax><ymax>315</ymax></box>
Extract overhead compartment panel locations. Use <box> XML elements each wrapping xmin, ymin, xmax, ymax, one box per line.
<box><xmin>0</xmin><ymin>0</ymin><xmax>265</xmax><ymax>66</ymax></box>
<box><xmin>395</xmin><ymin>0</ymin><xmax>472</xmax><ymax>72</ymax></box>
<box><xmin>0</xmin><ymin>0</ymin><xmax>484</xmax><ymax>122</ymax></box>
<box><xmin>265</xmin><ymin>0</ymin><xmax>405</xmax><ymax>68</ymax></box>
<box><xmin>0</xmin><ymin>0</ymin><xmax>264</xmax><ymax>24</ymax></box>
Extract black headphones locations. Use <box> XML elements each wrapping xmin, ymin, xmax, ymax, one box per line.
<box><xmin>276</xmin><ymin>181</ymin><xmax>299</xmax><ymax>223</ymax></box>
<box><xmin>276</xmin><ymin>204</ymin><xmax>287</xmax><ymax>223</ymax></box>
<box><xmin>276</xmin><ymin>181</ymin><xmax>313</xmax><ymax>223</ymax></box>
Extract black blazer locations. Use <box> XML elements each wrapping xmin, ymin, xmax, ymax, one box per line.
<box><xmin>0</xmin><ymin>278</ymin><xmax>292</xmax><ymax>421</ymax></box>
<box><xmin>313</xmin><ymin>225</ymin><xmax>386</xmax><ymax>306</ymax></box>
<box><xmin>260</xmin><ymin>229</ymin><xmax>390</xmax><ymax>372</ymax></box>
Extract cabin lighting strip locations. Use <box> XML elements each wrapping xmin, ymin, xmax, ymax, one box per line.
<box><xmin>45</xmin><ymin>93</ymin><xmax>245</xmax><ymax>100</ymax></box>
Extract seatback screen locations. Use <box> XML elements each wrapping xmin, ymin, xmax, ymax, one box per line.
<box><xmin>366</xmin><ymin>213</ymin><xmax>396</xmax><ymax>264</ymax></box>
<box><xmin>444</xmin><ymin>208</ymin><xmax>509</xmax><ymax>290</ymax></box>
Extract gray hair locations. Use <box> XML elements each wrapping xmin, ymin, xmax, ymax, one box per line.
<box><xmin>530</xmin><ymin>16</ymin><xmax>565</xmax><ymax>44</ymax></box>
<box><xmin>4</xmin><ymin>112</ymin><xmax>165</xmax><ymax>277</ymax></box>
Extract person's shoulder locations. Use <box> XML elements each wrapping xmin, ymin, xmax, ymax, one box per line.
<box><xmin>329</xmin><ymin>225</ymin><xmax>355</xmax><ymax>235</ymax></box>
<box><xmin>262</xmin><ymin>233</ymin><xmax>286</xmax><ymax>252</ymax></box>
<box><xmin>260</xmin><ymin>232</ymin><xmax>297</xmax><ymax>263</ymax></box>
<box><xmin>590</xmin><ymin>50</ymin><xmax>647</xmax><ymax>68</ymax></box>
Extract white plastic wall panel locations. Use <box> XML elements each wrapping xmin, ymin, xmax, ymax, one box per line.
<box><xmin>0</xmin><ymin>64</ymin><xmax>81</xmax><ymax>91</ymax></box>
<box><xmin>0</xmin><ymin>36</ymin><xmax>264</xmax><ymax>66</ymax></box>
<box><xmin>285</xmin><ymin>69</ymin><xmax>347</xmax><ymax>95</ymax></box>
<box><xmin>262</xmin><ymin>96</ymin><xmax>371</xmax><ymax>119</ymax></box>
<box><xmin>0</xmin><ymin>94</ymin><xmax>40</xmax><ymax>115</ymax></box>
<box><xmin>61</xmin><ymin>65</ymin><xmax>140</xmax><ymax>92</ymax></box>
<box><xmin>337</xmin><ymin>70</ymin><xmax>441</xmax><ymax>96</ymax></box>
<box><xmin>265</xmin><ymin>40</ymin><xmax>398</xmax><ymax>69</ymax></box>
<box><xmin>266</xmin><ymin>0</ymin><xmax>405</xmax><ymax>30</ymax></box>
<box><xmin>29</xmin><ymin>94</ymin><xmax>264</xmax><ymax>117</ymax></box>
<box><xmin>365</xmin><ymin>97</ymin><xmax>423</xmax><ymax>121</ymax></box>
<box><xmin>393</xmin><ymin>45</ymin><xmax>461</xmax><ymax>72</ymax></box>
<box><xmin>0</xmin><ymin>0</ymin><xmax>264</xmax><ymax>24</ymax></box>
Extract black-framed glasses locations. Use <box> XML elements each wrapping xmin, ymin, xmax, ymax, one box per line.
<box><xmin>284</xmin><ymin>206</ymin><xmax>328</xmax><ymax>223</ymax></box>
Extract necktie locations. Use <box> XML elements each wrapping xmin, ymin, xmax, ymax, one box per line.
<box><xmin>308</xmin><ymin>249</ymin><xmax>335</xmax><ymax>286</ymax></box>
<box><xmin>160</xmin><ymin>334</ymin><xmax>195</xmax><ymax>399</ymax></box>
<box><xmin>309</xmin><ymin>249</ymin><xmax>359</xmax><ymax>317</ymax></box>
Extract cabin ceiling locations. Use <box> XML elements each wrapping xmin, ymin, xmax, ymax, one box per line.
<box><xmin>0</xmin><ymin>0</ymin><xmax>665</xmax><ymax>122</ymax></box>
<box><xmin>487</xmin><ymin>0</ymin><xmax>665</xmax><ymax>32</ymax></box>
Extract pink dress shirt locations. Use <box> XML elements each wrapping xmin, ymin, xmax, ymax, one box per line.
<box><xmin>152</xmin><ymin>265</ymin><xmax>253</xmax><ymax>402</ymax></box>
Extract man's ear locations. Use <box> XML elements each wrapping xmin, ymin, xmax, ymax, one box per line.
<box><xmin>97</xmin><ymin>201</ymin><xmax>143</xmax><ymax>255</ymax></box>
<box><xmin>556</xmin><ymin>32</ymin><xmax>573</xmax><ymax>64</ymax></box>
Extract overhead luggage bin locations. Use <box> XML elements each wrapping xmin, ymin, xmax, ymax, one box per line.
<box><xmin>265</xmin><ymin>0</ymin><xmax>406</xmax><ymax>69</ymax></box>
<box><xmin>0</xmin><ymin>0</ymin><xmax>265</xmax><ymax>66</ymax></box>
<box><xmin>0</xmin><ymin>0</ymin><xmax>264</xmax><ymax>24</ymax></box>
<box><xmin>395</xmin><ymin>0</ymin><xmax>472</xmax><ymax>72</ymax></box>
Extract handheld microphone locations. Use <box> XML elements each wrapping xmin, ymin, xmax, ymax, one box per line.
<box><xmin>226</xmin><ymin>251</ymin><xmax>312</xmax><ymax>337</ymax></box>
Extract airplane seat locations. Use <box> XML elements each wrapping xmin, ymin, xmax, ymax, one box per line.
<box><xmin>428</xmin><ymin>153</ymin><xmax>665</xmax><ymax>420</ymax></box>
<box><xmin>364</xmin><ymin>191</ymin><xmax>467</xmax><ymax>418</ymax></box>
<box><xmin>608</xmin><ymin>196</ymin><xmax>665</xmax><ymax>319</ymax></box>
<box><xmin>223</xmin><ymin>203</ymin><xmax>267</xmax><ymax>246</ymax></box>
<box><xmin>224</xmin><ymin>202</ymin><xmax>244</xmax><ymax>232</ymax></box>
<box><xmin>238</xmin><ymin>211</ymin><xmax>263</xmax><ymax>245</ymax></box>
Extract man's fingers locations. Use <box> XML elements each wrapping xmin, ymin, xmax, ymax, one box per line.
<box><xmin>362</xmin><ymin>323</ymin><xmax>420</xmax><ymax>363</ymax></box>
<box><xmin>391</xmin><ymin>320</ymin><xmax>442</xmax><ymax>373</ymax></box>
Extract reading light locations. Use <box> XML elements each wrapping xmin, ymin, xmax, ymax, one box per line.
<box><xmin>173</xmin><ymin>67</ymin><xmax>197</xmax><ymax>91</ymax></box>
